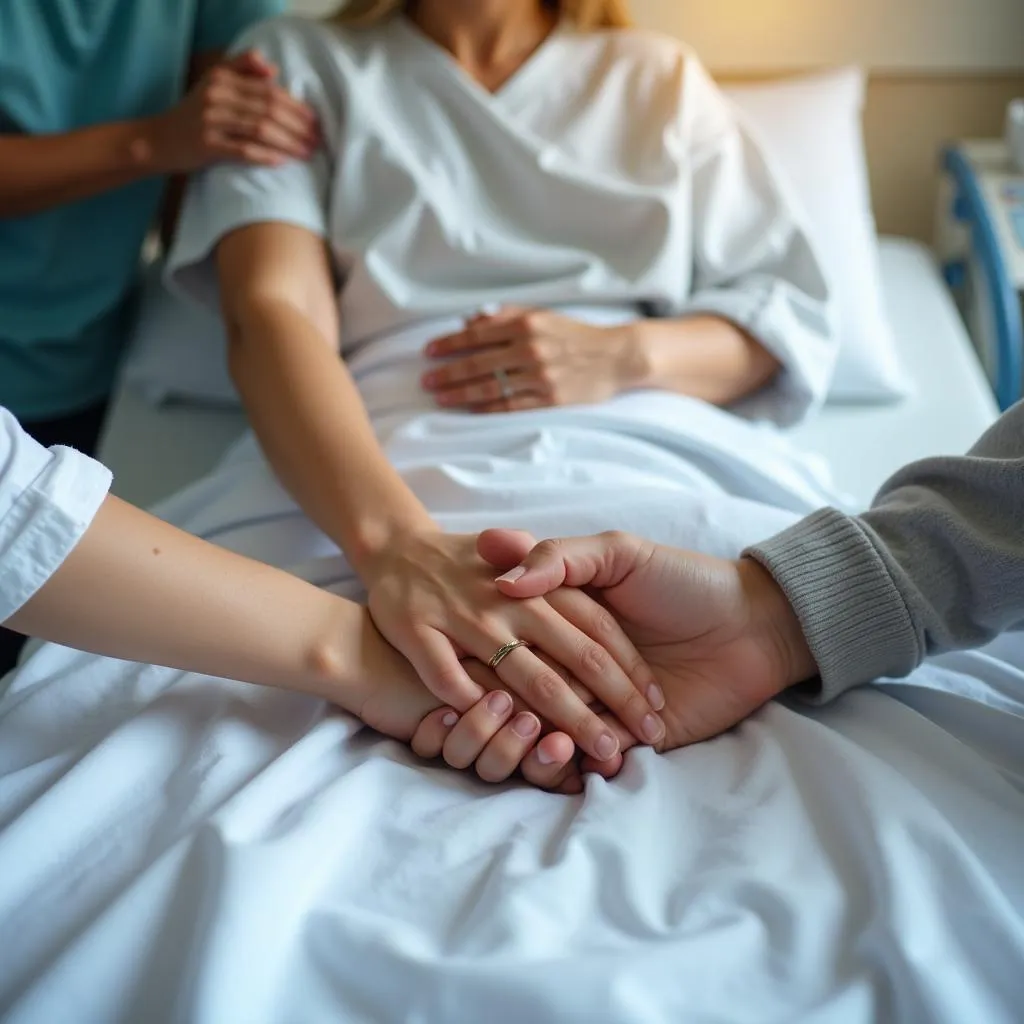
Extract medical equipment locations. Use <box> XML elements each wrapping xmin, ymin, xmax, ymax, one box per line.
<box><xmin>936</xmin><ymin>140</ymin><xmax>1024</xmax><ymax>410</ymax></box>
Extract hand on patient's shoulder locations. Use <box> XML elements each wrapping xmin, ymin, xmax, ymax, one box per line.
<box><xmin>479</xmin><ymin>529</ymin><xmax>817</xmax><ymax>756</ymax></box>
<box><xmin>148</xmin><ymin>49</ymin><xmax>320</xmax><ymax>173</ymax></box>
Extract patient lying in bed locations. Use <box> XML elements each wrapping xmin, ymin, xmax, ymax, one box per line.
<box><xmin>165</xmin><ymin>7</ymin><xmax>836</xmax><ymax>767</ymax></box>
<box><xmin>8</xmin><ymin>5</ymin><xmax>1024</xmax><ymax>1021</ymax></box>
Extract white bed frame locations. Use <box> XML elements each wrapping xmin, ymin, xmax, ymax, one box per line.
<box><xmin>98</xmin><ymin>237</ymin><xmax>997</xmax><ymax>513</ymax></box>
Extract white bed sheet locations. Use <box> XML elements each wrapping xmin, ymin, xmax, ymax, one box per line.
<box><xmin>788</xmin><ymin>238</ymin><xmax>998</xmax><ymax>506</ymax></box>
<box><xmin>3</xmin><ymin>384</ymin><xmax>1024</xmax><ymax>1023</ymax></box>
<box><xmin>98</xmin><ymin>238</ymin><xmax>996</xmax><ymax>512</ymax></box>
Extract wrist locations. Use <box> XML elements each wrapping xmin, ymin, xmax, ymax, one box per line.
<box><xmin>299</xmin><ymin>597</ymin><xmax>372</xmax><ymax>707</ymax></box>
<box><xmin>136</xmin><ymin>114</ymin><xmax>180</xmax><ymax>176</ymax></box>
<box><xmin>737</xmin><ymin>557</ymin><xmax>817</xmax><ymax>690</ymax></box>
<box><xmin>350</xmin><ymin>513</ymin><xmax>439</xmax><ymax>583</ymax></box>
<box><xmin>613</xmin><ymin>321</ymin><xmax>656</xmax><ymax>391</ymax></box>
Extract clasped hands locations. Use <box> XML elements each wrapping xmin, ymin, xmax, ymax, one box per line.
<box><xmin>353</xmin><ymin>527</ymin><xmax>817</xmax><ymax>794</ymax></box>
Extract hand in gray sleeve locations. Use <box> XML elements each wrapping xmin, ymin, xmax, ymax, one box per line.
<box><xmin>746</xmin><ymin>400</ymin><xmax>1024</xmax><ymax>701</ymax></box>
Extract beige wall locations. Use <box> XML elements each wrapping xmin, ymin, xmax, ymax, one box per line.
<box><xmin>860</xmin><ymin>75</ymin><xmax>1024</xmax><ymax>241</ymax></box>
<box><xmin>630</xmin><ymin>0</ymin><xmax>1024</xmax><ymax>74</ymax></box>
<box><xmin>631</xmin><ymin>0</ymin><xmax>1024</xmax><ymax>244</ymax></box>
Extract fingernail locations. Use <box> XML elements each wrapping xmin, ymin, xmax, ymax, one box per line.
<box><xmin>496</xmin><ymin>566</ymin><xmax>526</xmax><ymax>585</ymax></box>
<box><xmin>536</xmin><ymin>745</ymin><xmax>559</xmax><ymax>765</ymax></box>
<box><xmin>647</xmin><ymin>683</ymin><xmax>665</xmax><ymax>711</ymax></box>
<box><xmin>442</xmin><ymin>711</ymin><xmax>459</xmax><ymax>728</ymax></box>
<box><xmin>642</xmin><ymin>713</ymin><xmax>664</xmax><ymax>744</ymax></box>
<box><xmin>422</xmin><ymin>373</ymin><xmax>437</xmax><ymax>387</ymax></box>
<box><xmin>595</xmin><ymin>733</ymin><xmax>618</xmax><ymax>760</ymax></box>
<box><xmin>487</xmin><ymin>691</ymin><xmax>513</xmax><ymax>716</ymax></box>
<box><xmin>512</xmin><ymin>713</ymin><xmax>538</xmax><ymax>738</ymax></box>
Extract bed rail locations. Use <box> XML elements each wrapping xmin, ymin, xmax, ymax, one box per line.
<box><xmin>941</xmin><ymin>146</ymin><xmax>1023</xmax><ymax>411</ymax></box>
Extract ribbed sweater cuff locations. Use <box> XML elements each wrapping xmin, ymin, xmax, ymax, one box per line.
<box><xmin>745</xmin><ymin>509</ymin><xmax>921</xmax><ymax>703</ymax></box>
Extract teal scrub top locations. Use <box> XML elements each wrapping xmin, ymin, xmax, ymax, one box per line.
<box><xmin>0</xmin><ymin>0</ymin><xmax>285</xmax><ymax>420</ymax></box>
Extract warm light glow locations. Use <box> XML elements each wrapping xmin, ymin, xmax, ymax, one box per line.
<box><xmin>628</xmin><ymin>0</ymin><xmax>1024</xmax><ymax>74</ymax></box>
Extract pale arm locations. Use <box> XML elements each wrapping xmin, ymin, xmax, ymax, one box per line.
<box><xmin>217</xmin><ymin>222</ymin><xmax>436</xmax><ymax>574</ymax></box>
<box><xmin>617</xmin><ymin>314</ymin><xmax>782</xmax><ymax>406</ymax></box>
<box><xmin>3</xmin><ymin>486</ymin><xmax>585</xmax><ymax>790</ymax></box>
<box><xmin>5</xmin><ymin>493</ymin><xmax>367</xmax><ymax>705</ymax></box>
<box><xmin>214</xmin><ymin>223</ymin><xmax>663</xmax><ymax>755</ymax></box>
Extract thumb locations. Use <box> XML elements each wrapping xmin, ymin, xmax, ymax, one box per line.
<box><xmin>476</xmin><ymin>528</ymin><xmax>536</xmax><ymax>572</ymax></box>
<box><xmin>230</xmin><ymin>49</ymin><xmax>277</xmax><ymax>78</ymax></box>
<box><xmin>482</xmin><ymin>530</ymin><xmax>646</xmax><ymax>599</ymax></box>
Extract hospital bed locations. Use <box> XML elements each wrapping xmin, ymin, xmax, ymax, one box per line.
<box><xmin>10</xmin><ymin>232</ymin><xmax>1024</xmax><ymax>1024</ymax></box>
<box><xmin>98</xmin><ymin>235</ymin><xmax>999</xmax><ymax>512</ymax></box>
<box><xmin>8</xmin><ymin>59</ymin><xmax>1023</xmax><ymax>1021</ymax></box>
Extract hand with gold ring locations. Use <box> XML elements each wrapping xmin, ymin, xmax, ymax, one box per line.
<box><xmin>421</xmin><ymin>307</ymin><xmax>641</xmax><ymax>413</ymax></box>
<box><xmin>363</xmin><ymin>529</ymin><xmax>667</xmax><ymax>764</ymax></box>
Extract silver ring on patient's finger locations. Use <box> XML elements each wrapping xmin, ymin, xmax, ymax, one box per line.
<box><xmin>488</xmin><ymin>638</ymin><xmax>530</xmax><ymax>669</ymax></box>
<box><xmin>493</xmin><ymin>367</ymin><xmax>514</xmax><ymax>400</ymax></box>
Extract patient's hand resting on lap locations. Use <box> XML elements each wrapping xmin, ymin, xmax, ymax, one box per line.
<box><xmin>345</xmin><ymin>609</ymin><xmax>583</xmax><ymax>793</ymax></box>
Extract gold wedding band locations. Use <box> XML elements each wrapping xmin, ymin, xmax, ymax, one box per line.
<box><xmin>488</xmin><ymin>638</ymin><xmax>530</xmax><ymax>669</ymax></box>
<box><xmin>493</xmin><ymin>367</ymin><xmax>514</xmax><ymax>400</ymax></box>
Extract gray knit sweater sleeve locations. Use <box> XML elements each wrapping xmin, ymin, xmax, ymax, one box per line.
<box><xmin>746</xmin><ymin>400</ymin><xmax>1024</xmax><ymax>702</ymax></box>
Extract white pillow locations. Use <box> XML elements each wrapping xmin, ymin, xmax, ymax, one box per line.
<box><xmin>725</xmin><ymin>68</ymin><xmax>910</xmax><ymax>402</ymax></box>
<box><xmin>123</xmin><ymin>67</ymin><xmax>908</xmax><ymax>407</ymax></box>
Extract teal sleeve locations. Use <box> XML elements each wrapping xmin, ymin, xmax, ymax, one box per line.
<box><xmin>193</xmin><ymin>0</ymin><xmax>288</xmax><ymax>54</ymax></box>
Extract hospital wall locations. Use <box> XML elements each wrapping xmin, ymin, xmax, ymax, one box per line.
<box><xmin>292</xmin><ymin>0</ymin><xmax>1024</xmax><ymax>243</ymax></box>
<box><xmin>643</xmin><ymin>0</ymin><xmax>1024</xmax><ymax>245</ymax></box>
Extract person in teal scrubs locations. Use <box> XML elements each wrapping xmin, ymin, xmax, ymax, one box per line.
<box><xmin>0</xmin><ymin>0</ymin><xmax>320</xmax><ymax>673</ymax></box>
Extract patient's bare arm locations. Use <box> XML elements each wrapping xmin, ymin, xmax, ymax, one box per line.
<box><xmin>215</xmin><ymin>222</ymin><xmax>666</xmax><ymax>761</ymax></box>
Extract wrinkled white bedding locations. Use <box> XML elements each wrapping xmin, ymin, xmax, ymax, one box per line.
<box><xmin>2</xmin><ymin>393</ymin><xmax>1023</xmax><ymax>1023</ymax></box>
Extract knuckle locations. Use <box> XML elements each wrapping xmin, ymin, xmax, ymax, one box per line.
<box><xmin>209</xmin><ymin>67</ymin><xmax>229</xmax><ymax>88</ymax></box>
<box><xmin>574</xmin><ymin>708</ymin><xmax>600</xmax><ymax>746</ymax></box>
<box><xmin>525</xmin><ymin>667</ymin><xmax>562</xmax><ymax>707</ymax></box>
<box><xmin>430</xmin><ymin>667</ymin><xmax>466</xmax><ymax>703</ymax></box>
<box><xmin>200</xmin><ymin>127</ymin><xmax>219</xmax><ymax>148</ymax></box>
<box><xmin>588</xmin><ymin>607</ymin><xmax>619</xmax><ymax>644</ymax></box>
<box><xmin>533</xmin><ymin>537</ymin><xmax>564</xmax><ymax>561</ymax></box>
<box><xmin>578</xmin><ymin>642</ymin><xmax>611</xmax><ymax>678</ymax></box>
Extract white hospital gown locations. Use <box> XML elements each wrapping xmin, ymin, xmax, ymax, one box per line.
<box><xmin>168</xmin><ymin>15</ymin><xmax>836</xmax><ymax>426</ymax></box>
<box><xmin>0</xmin><ymin>407</ymin><xmax>111</xmax><ymax>626</ymax></box>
